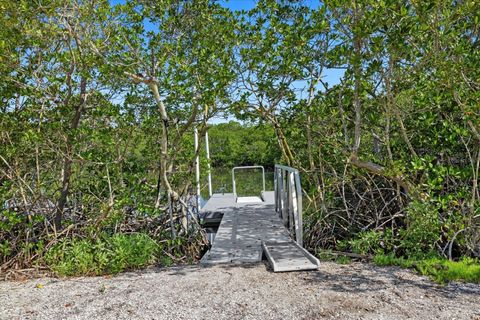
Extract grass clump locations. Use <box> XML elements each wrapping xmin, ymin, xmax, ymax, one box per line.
<box><xmin>45</xmin><ymin>233</ymin><xmax>158</xmax><ymax>276</ymax></box>
<box><xmin>374</xmin><ymin>253</ymin><xmax>480</xmax><ymax>284</ymax></box>
<box><xmin>317</xmin><ymin>249</ymin><xmax>352</xmax><ymax>264</ymax></box>
<box><xmin>417</xmin><ymin>257</ymin><xmax>480</xmax><ymax>284</ymax></box>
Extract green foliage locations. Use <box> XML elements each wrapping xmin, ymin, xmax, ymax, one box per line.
<box><xmin>0</xmin><ymin>240</ymin><xmax>11</xmax><ymax>258</ymax></box>
<box><xmin>105</xmin><ymin>233</ymin><xmax>158</xmax><ymax>274</ymax></box>
<box><xmin>208</xmin><ymin>121</ymin><xmax>280</xmax><ymax>168</ymax></box>
<box><xmin>373</xmin><ymin>253</ymin><xmax>416</xmax><ymax>269</ymax></box>
<box><xmin>158</xmin><ymin>255</ymin><xmax>174</xmax><ymax>267</ymax></box>
<box><xmin>338</xmin><ymin>230</ymin><xmax>382</xmax><ymax>255</ymax></box>
<box><xmin>335</xmin><ymin>255</ymin><xmax>352</xmax><ymax>265</ymax></box>
<box><xmin>374</xmin><ymin>254</ymin><xmax>480</xmax><ymax>284</ymax></box>
<box><xmin>337</xmin><ymin>201</ymin><xmax>444</xmax><ymax>258</ymax></box>
<box><xmin>399</xmin><ymin>200</ymin><xmax>442</xmax><ymax>257</ymax></box>
<box><xmin>338</xmin><ymin>230</ymin><xmax>396</xmax><ymax>255</ymax></box>
<box><xmin>47</xmin><ymin>239</ymin><xmax>96</xmax><ymax>276</ymax></box>
<box><xmin>0</xmin><ymin>211</ymin><xmax>24</xmax><ymax>233</ymax></box>
<box><xmin>0</xmin><ymin>211</ymin><xmax>46</xmax><ymax>264</ymax></box>
<box><xmin>45</xmin><ymin>233</ymin><xmax>158</xmax><ymax>276</ymax></box>
<box><xmin>317</xmin><ymin>249</ymin><xmax>336</xmax><ymax>261</ymax></box>
<box><xmin>417</xmin><ymin>257</ymin><xmax>480</xmax><ymax>284</ymax></box>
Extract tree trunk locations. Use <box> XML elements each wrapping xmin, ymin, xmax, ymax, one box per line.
<box><xmin>147</xmin><ymin>81</ymin><xmax>182</xmax><ymax>209</ymax></box>
<box><xmin>268</xmin><ymin>115</ymin><xmax>295</xmax><ymax>166</ymax></box>
<box><xmin>55</xmin><ymin>77</ymin><xmax>87</xmax><ymax>229</ymax></box>
<box><xmin>352</xmin><ymin>1</ymin><xmax>362</xmax><ymax>155</ymax></box>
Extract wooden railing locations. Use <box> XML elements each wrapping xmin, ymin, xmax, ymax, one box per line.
<box><xmin>274</xmin><ymin>164</ymin><xmax>303</xmax><ymax>246</ymax></box>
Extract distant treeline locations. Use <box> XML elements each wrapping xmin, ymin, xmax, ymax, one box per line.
<box><xmin>207</xmin><ymin>121</ymin><xmax>280</xmax><ymax>169</ymax></box>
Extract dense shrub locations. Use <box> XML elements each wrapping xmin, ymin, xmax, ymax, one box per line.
<box><xmin>45</xmin><ymin>233</ymin><xmax>158</xmax><ymax>276</ymax></box>
<box><xmin>399</xmin><ymin>200</ymin><xmax>442</xmax><ymax>257</ymax></box>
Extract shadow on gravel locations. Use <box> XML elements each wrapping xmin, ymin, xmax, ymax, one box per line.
<box><xmin>115</xmin><ymin>260</ymin><xmax>480</xmax><ymax>300</ymax></box>
<box><xmin>300</xmin><ymin>263</ymin><xmax>480</xmax><ymax>298</ymax></box>
<box><xmin>164</xmin><ymin>261</ymin><xmax>265</xmax><ymax>277</ymax></box>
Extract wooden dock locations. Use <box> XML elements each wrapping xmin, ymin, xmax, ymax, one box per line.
<box><xmin>200</xmin><ymin>191</ymin><xmax>319</xmax><ymax>271</ymax></box>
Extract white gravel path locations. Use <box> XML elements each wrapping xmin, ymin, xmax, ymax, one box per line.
<box><xmin>1</xmin><ymin>261</ymin><xmax>479</xmax><ymax>320</ymax></box>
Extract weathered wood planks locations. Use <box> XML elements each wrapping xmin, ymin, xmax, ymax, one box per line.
<box><xmin>200</xmin><ymin>192</ymin><xmax>319</xmax><ymax>272</ymax></box>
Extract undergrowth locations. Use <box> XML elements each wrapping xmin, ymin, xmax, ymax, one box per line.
<box><xmin>45</xmin><ymin>233</ymin><xmax>160</xmax><ymax>276</ymax></box>
<box><xmin>374</xmin><ymin>254</ymin><xmax>480</xmax><ymax>284</ymax></box>
<box><xmin>332</xmin><ymin>222</ymin><xmax>480</xmax><ymax>284</ymax></box>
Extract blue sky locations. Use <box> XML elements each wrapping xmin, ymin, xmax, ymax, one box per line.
<box><xmin>110</xmin><ymin>0</ymin><xmax>319</xmax><ymax>11</ymax></box>
<box><xmin>221</xmin><ymin>0</ymin><xmax>257</xmax><ymax>11</ymax></box>
<box><xmin>220</xmin><ymin>0</ymin><xmax>321</xmax><ymax>11</ymax></box>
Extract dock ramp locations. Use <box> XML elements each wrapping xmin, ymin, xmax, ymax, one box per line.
<box><xmin>200</xmin><ymin>165</ymin><xmax>319</xmax><ymax>272</ymax></box>
<box><xmin>262</xmin><ymin>240</ymin><xmax>320</xmax><ymax>272</ymax></box>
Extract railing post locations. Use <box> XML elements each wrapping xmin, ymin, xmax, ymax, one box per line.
<box><xmin>282</xmin><ymin>171</ymin><xmax>288</xmax><ymax>227</ymax></box>
<box><xmin>232</xmin><ymin>168</ymin><xmax>236</xmax><ymax>199</ymax></box>
<box><xmin>288</xmin><ymin>171</ymin><xmax>294</xmax><ymax>233</ymax></box>
<box><xmin>274</xmin><ymin>164</ymin><xmax>303</xmax><ymax>247</ymax></box>
<box><xmin>294</xmin><ymin>171</ymin><xmax>303</xmax><ymax>246</ymax></box>
<box><xmin>278</xmin><ymin>169</ymin><xmax>284</xmax><ymax>220</ymax></box>
<box><xmin>205</xmin><ymin>130</ymin><xmax>212</xmax><ymax>197</ymax></box>
<box><xmin>194</xmin><ymin>128</ymin><xmax>201</xmax><ymax>211</ymax></box>
<box><xmin>261</xmin><ymin>166</ymin><xmax>266</xmax><ymax>195</ymax></box>
<box><xmin>277</xmin><ymin>168</ymin><xmax>282</xmax><ymax>215</ymax></box>
<box><xmin>289</xmin><ymin>171</ymin><xmax>302</xmax><ymax>246</ymax></box>
<box><xmin>274</xmin><ymin>168</ymin><xmax>278</xmax><ymax>212</ymax></box>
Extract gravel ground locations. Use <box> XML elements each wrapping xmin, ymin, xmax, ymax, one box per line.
<box><xmin>1</xmin><ymin>261</ymin><xmax>479</xmax><ymax>320</ymax></box>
